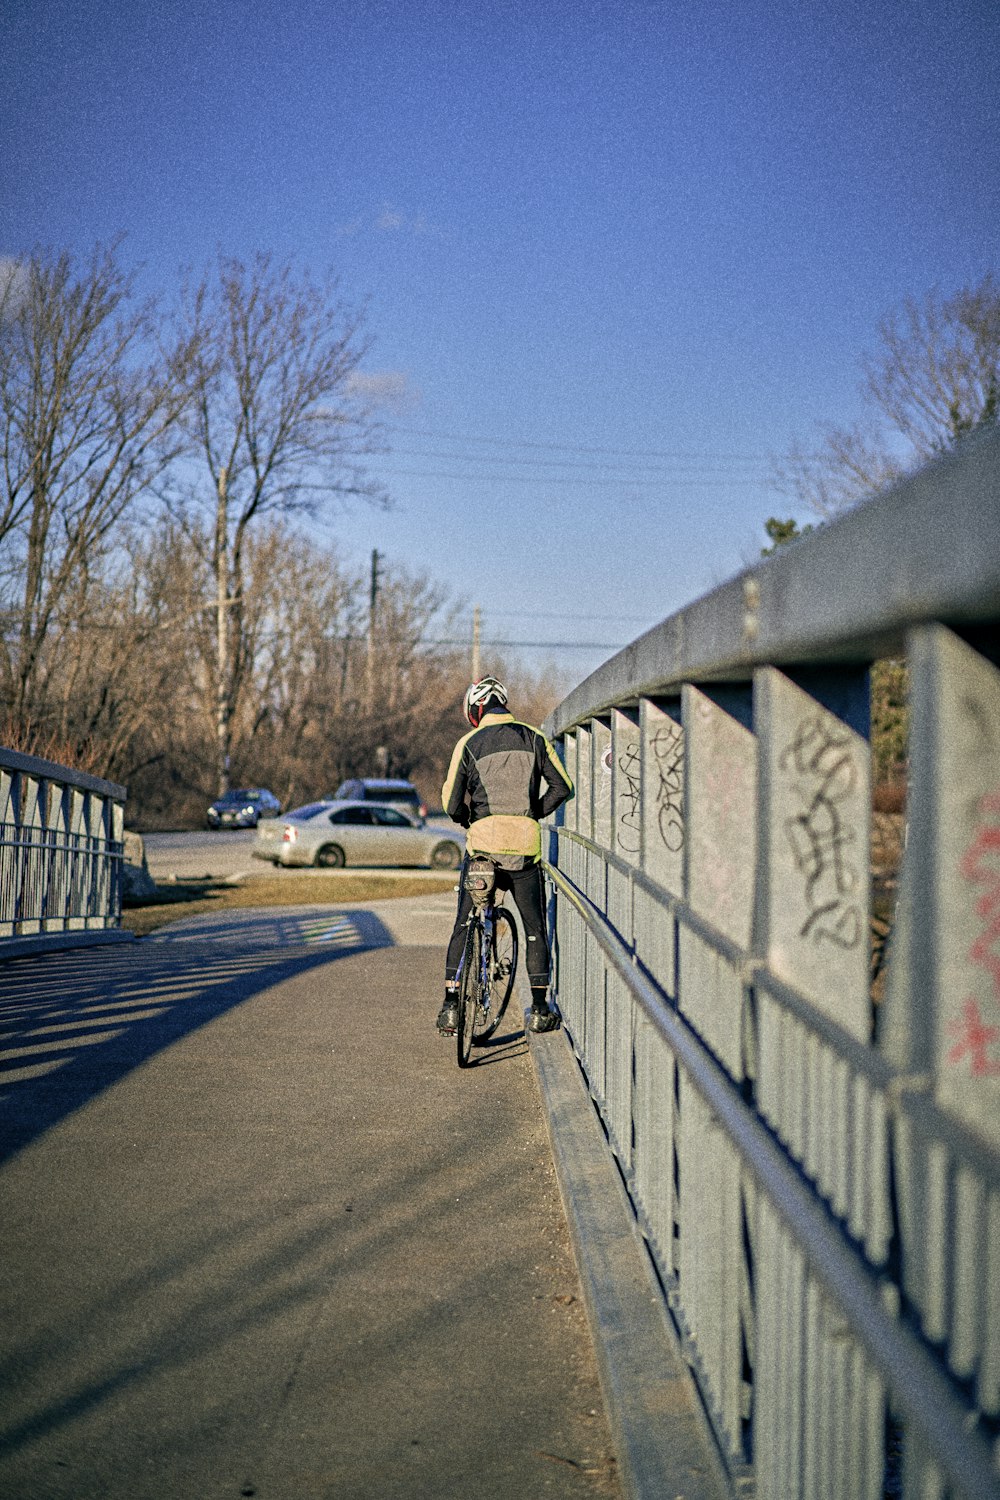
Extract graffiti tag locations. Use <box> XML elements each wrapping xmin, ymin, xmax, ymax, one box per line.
<box><xmin>781</xmin><ymin>714</ymin><xmax>862</xmax><ymax>948</ymax></box>
<box><xmin>652</xmin><ymin>722</ymin><xmax>684</xmax><ymax>852</ymax></box>
<box><xmin>617</xmin><ymin>743</ymin><xmax>641</xmax><ymax>853</ymax></box>
<box><xmin>949</xmin><ymin>791</ymin><xmax>1000</xmax><ymax>1076</ymax></box>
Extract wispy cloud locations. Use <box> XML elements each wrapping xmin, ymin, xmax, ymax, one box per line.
<box><xmin>346</xmin><ymin>370</ymin><xmax>421</xmax><ymax>415</ymax></box>
<box><xmin>375</xmin><ymin>204</ymin><xmax>406</xmax><ymax>231</ymax></box>
<box><xmin>337</xmin><ymin>204</ymin><xmax>445</xmax><ymax>240</ymax></box>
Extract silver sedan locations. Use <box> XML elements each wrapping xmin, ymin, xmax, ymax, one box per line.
<box><xmin>253</xmin><ymin>799</ymin><xmax>465</xmax><ymax>870</ymax></box>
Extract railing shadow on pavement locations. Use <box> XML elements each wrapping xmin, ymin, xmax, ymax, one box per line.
<box><xmin>0</xmin><ymin>909</ymin><xmax>396</xmax><ymax>1167</ymax></box>
<box><xmin>0</xmin><ymin>937</ymin><xmax>614</xmax><ymax>1500</ymax></box>
<box><xmin>142</xmin><ymin>906</ymin><xmax>401</xmax><ymax>952</ymax></box>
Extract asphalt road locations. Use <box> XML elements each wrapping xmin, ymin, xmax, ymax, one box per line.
<box><xmin>143</xmin><ymin>824</ymin><xmax>460</xmax><ymax>884</ymax></box>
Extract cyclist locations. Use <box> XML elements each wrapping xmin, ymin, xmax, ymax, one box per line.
<box><xmin>437</xmin><ymin>676</ymin><xmax>574</xmax><ymax>1036</ymax></box>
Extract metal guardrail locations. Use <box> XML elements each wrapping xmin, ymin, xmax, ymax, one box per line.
<box><xmin>0</xmin><ymin>747</ymin><xmax>127</xmax><ymax>953</ymax></box>
<box><xmin>542</xmin><ymin>423</ymin><xmax>1000</xmax><ymax>1499</ymax></box>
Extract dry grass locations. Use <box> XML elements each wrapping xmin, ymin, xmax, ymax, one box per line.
<box><xmin>122</xmin><ymin>874</ymin><xmax>454</xmax><ymax>937</ymax></box>
<box><xmin>870</xmin><ymin>812</ymin><xmax>905</xmax><ymax>1008</ymax></box>
<box><xmin>872</xmin><ymin>811</ymin><xmax>905</xmax><ymax>877</ymax></box>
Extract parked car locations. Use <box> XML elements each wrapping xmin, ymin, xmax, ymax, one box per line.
<box><xmin>334</xmin><ymin>778</ymin><xmax>428</xmax><ymax>821</ymax></box>
<box><xmin>253</xmin><ymin>799</ymin><xmax>463</xmax><ymax>870</ymax></box>
<box><xmin>206</xmin><ymin>787</ymin><xmax>281</xmax><ymax>829</ymax></box>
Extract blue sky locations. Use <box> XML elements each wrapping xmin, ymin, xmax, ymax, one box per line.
<box><xmin>2</xmin><ymin>0</ymin><xmax>997</xmax><ymax>683</ymax></box>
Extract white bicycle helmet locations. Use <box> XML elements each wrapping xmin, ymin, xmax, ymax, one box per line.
<box><xmin>463</xmin><ymin>676</ymin><xmax>508</xmax><ymax>727</ymax></box>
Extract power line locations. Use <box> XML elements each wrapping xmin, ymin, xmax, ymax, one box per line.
<box><xmin>386</xmin><ymin>423</ymin><xmax>773</xmax><ymax>464</ymax></box>
<box><xmin>425</xmin><ymin>638</ymin><xmax>626</xmax><ymax>651</ymax></box>
<box><xmin>374</xmin><ymin>465</ymin><xmax>756</xmax><ymax>490</ymax></box>
<box><xmin>386</xmin><ymin>445</ymin><xmax>768</xmax><ymax>478</ymax></box>
<box><xmin>477</xmin><ymin>608</ymin><xmax>652</xmax><ymax>623</ymax></box>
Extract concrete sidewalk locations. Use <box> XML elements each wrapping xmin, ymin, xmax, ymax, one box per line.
<box><xmin>0</xmin><ymin>896</ymin><xmax>620</xmax><ymax>1499</ymax></box>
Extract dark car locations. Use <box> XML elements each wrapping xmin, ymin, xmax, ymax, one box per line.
<box><xmin>333</xmin><ymin>778</ymin><xmax>428</xmax><ymax>821</ymax></box>
<box><xmin>206</xmin><ymin>787</ymin><xmax>281</xmax><ymax>829</ymax></box>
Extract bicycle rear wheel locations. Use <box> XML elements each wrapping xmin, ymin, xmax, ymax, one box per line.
<box><xmin>457</xmin><ymin>919</ymin><xmax>481</xmax><ymax>1068</ymax></box>
<box><xmin>472</xmin><ymin>906</ymin><xmax>518</xmax><ymax>1042</ymax></box>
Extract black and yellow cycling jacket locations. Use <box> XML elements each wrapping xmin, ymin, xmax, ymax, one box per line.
<box><xmin>442</xmin><ymin>712</ymin><xmax>574</xmax><ymax>862</ymax></box>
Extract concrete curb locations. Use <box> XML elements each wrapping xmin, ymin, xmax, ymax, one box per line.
<box><xmin>530</xmin><ymin>1026</ymin><xmax>733</xmax><ymax>1500</ymax></box>
<box><xmin>1</xmin><ymin>928</ymin><xmax>136</xmax><ymax>962</ymax></box>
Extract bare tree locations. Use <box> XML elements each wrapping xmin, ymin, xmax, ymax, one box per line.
<box><xmin>170</xmin><ymin>253</ymin><xmax>385</xmax><ymax>795</ymax></box>
<box><xmin>251</xmin><ymin>552</ymin><xmax>465</xmax><ymax>802</ymax></box>
<box><xmin>0</xmin><ymin>517</ymin><xmax>205</xmax><ymax>788</ymax></box>
<box><xmin>0</xmin><ymin>243</ymin><xmax>197</xmax><ymax>724</ymax></box>
<box><xmin>774</xmin><ymin>272</ymin><xmax>1000</xmax><ymax>516</ymax></box>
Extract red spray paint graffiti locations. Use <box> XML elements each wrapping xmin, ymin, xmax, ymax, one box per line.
<box><xmin>949</xmin><ymin>791</ymin><xmax>1000</xmax><ymax>1076</ymax></box>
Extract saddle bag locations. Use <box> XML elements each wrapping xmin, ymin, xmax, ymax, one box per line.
<box><xmin>462</xmin><ymin>857</ymin><xmax>496</xmax><ymax>906</ymax></box>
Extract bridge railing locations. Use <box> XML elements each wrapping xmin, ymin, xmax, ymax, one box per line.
<box><xmin>543</xmin><ymin>423</ymin><xmax>1000</xmax><ymax>1499</ymax></box>
<box><xmin>0</xmin><ymin>747</ymin><xmax>127</xmax><ymax>954</ymax></box>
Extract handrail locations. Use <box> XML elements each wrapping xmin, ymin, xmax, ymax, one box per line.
<box><xmin>541</xmin><ymin>424</ymin><xmax>1000</xmax><ymax>1498</ymax></box>
<box><xmin>0</xmin><ymin>746</ymin><xmax>127</xmax><ymax>803</ymax></box>
<box><xmin>549</xmin><ymin>422</ymin><xmax>999</xmax><ymax>734</ymax></box>
<box><xmin>545</xmin><ymin>855</ymin><xmax>999</xmax><ymax>1500</ymax></box>
<box><xmin>0</xmin><ymin>746</ymin><xmax>127</xmax><ymax>950</ymax></box>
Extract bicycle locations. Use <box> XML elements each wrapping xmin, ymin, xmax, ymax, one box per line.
<box><xmin>455</xmin><ymin>857</ymin><xmax>519</xmax><ymax>1068</ymax></box>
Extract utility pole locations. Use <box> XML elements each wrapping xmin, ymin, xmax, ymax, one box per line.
<box><xmin>215</xmin><ymin>465</ymin><xmax>230</xmax><ymax>796</ymax></box>
<box><xmin>366</xmin><ymin>548</ymin><xmax>381</xmax><ymax>712</ymax></box>
<box><xmin>471</xmin><ymin>605</ymin><xmax>481</xmax><ymax>682</ymax></box>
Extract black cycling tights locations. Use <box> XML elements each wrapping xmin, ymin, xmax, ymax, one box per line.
<box><xmin>445</xmin><ymin>862</ymin><xmax>550</xmax><ymax>988</ymax></box>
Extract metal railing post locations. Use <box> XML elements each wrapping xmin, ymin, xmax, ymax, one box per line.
<box><xmin>0</xmin><ymin>748</ymin><xmax>128</xmax><ymax>956</ymax></box>
<box><xmin>543</xmin><ymin>428</ymin><xmax>1000</xmax><ymax>1498</ymax></box>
